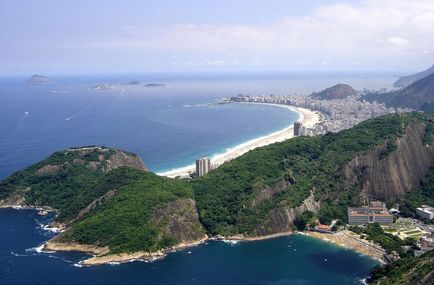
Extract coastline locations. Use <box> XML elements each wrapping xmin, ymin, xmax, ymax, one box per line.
<box><xmin>158</xmin><ymin>103</ymin><xmax>323</xmax><ymax>178</ymax></box>
<box><xmin>43</xmin><ymin>236</ymin><xmax>209</xmax><ymax>266</ymax></box>
<box><xmin>13</xmin><ymin>204</ymin><xmax>384</xmax><ymax>266</ymax></box>
<box><xmin>302</xmin><ymin>230</ymin><xmax>386</xmax><ymax>263</ymax></box>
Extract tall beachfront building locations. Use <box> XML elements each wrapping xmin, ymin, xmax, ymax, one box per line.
<box><xmin>294</xmin><ymin>122</ymin><xmax>302</xmax><ymax>136</ymax></box>
<box><xmin>196</xmin><ymin>157</ymin><xmax>211</xmax><ymax>176</ymax></box>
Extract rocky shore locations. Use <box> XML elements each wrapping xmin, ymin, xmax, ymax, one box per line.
<box><xmin>44</xmin><ymin>236</ymin><xmax>208</xmax><ymax>266</ymax></box>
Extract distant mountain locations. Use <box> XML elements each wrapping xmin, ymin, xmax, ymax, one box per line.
<box><xmin>144</xmin><ymin>83</ymin><xmax>165</xmax><ymax>87</ymax></box>
<box><xmin>311</xmin><ymin>84</ymin><xmax>356</xmax><ymax>100</ymax></box>
<box><xmin>127</xmin><ymin>81</ymin><xmax>141</xmax><ymax>85</ymax></box>
<box><xmin>91</xmin><ymin>82</ymin><xmax>165</xmax><ymax>90</ymax></box>
<box><xmin>26</xmin><ymin>74</ymin><xmax>52</xmax><ymax>85</ymax></box>
<box><xmin>394</xmin><ymin>64</ymin><xmax>434</xmax><ymax>88</ymax></box>
<box><xmin>389</xmin><ymin>73</ymin><xmax>434</xmax><ymax>109</ymax></box>
<box><xmin>361</xmin><ymin>73</ymin><xmax>434</xmax><ymax>110</ymax></box>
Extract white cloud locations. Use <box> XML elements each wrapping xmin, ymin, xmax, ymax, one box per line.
<box><xmin>387</xmin><ymin>37</ymin><xmax>411</xmax><ymax>46</ymax></box>
<box><xmin>78</xmin><ymin>0</ymin><xmax>434</xmax><ymax>70</ymax></box>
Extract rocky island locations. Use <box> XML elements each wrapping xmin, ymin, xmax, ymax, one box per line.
<box><xmin>26</xmin><ymin>74</ymin><xmax>52</xmax><ymax>85</ymax></box>
<box><xmin>91</xmin><ymin>82</ymin><xmax>165</xmax><ymax>90</ymax></box>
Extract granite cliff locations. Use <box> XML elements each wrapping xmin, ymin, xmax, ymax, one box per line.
<box><xmin>2</xmin><ymin>113</ymin><xmax>434</xmax><ymax>265</ymax></box>
<box><xmin>342</xmin><ymin>123</ymin><xmax>434</xmax><ymax>203</ymax></box>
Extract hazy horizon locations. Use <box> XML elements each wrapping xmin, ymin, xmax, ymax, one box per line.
<box><xmin>1</xmin><ymin>0</ymin><xmax>434</xmax><ymax>75</ymax></box>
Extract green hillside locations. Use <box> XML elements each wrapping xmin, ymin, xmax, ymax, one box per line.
<box><xmin>362</xmin><ymin>73</ymin><xmax>434</xmax><ymax>109</ymax></box>
<box><xmin>193</xmin><ymin>113</ymin><xmax>427</xmax><ymax>236</ymax></box>
<box><xmin>1</xmin><ymin>112</ymin><xmax>433</xmax><ymax>263</ymax></box>
<box><xmin>369</xmin><ymin>250</ymin><xmax>434</xmax><ymax>284</ymax></box>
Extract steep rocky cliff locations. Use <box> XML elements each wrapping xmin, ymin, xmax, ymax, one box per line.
<box><xmin>341</xmin><ymin>124</ymin><xmax>434</xmax><ymax>203</ymax></box>
<box><xmin>151</xmin><ymin>198</ymin><xmax>207</xmax><ymax>244</ymax></box>
<box><xmin>251</xmin><ymin>192</ymin><xmax>320</xmax><ymax>236</ymax></box>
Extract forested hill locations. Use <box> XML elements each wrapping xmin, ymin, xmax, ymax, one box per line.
<box><xmin>394</xmin><ymin>64</ymin><xmax>434</xmax><ymax>88</ymax></box>
<box><xmin>362</xmin><ymin>73</ymin><xmax>434</xmax><ymax>109</ymax></box>
<box><xmin>1</xmin><ymin>113</ymin><xmax>434</xmax><ymax>270</ymax></box>
<box><xmin>193</xmin><ymin>112</ymin><xmax>434</xmax><ymax>236</ymax></box>
<box><xmin>310</xmin><ymin>83</ymin><xmax>356</xmax><ymax>100</ymax></box>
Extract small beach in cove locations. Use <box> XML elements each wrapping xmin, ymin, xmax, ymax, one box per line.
<box><xmin>158</xmin><ymin>104</ymin><xmax>323</xmax><ymax>178</ymax></box>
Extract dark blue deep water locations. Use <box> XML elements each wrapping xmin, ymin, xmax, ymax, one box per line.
<box><xmin>0</xmin><ymin>209</ymin><xmax>378</xmax><ymax>285</ymax></box>
<box><xmin>0</xmin><ymin>72</ymin><xmax>393</xmax><ymax>284</ymax></box>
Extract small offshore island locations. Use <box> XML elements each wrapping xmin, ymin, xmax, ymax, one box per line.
<box><xmin>2</xmin><ymin>73</ymin><xmax>434</xmax><ymax>284</ymax></box>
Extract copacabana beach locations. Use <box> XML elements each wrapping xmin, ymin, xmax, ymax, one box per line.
<box><xmin>158</xmin><ymin>104</ymin><xmax>323</xmax><ymax>178</ymax></box>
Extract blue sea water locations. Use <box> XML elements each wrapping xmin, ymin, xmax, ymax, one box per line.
<box><xmin>0</xmin><ymin>71</ymin><xmax>397</xmax><ymax>178</ymax></box>
<box><xmin>0</xmin><ymin>71</ymin><xmax>394</xmax><ymax>284</ymax></box>
<box><xmin>0</xmin><ymin>208</ymin><xmax>378</xmax><ymax>285</ymax></box>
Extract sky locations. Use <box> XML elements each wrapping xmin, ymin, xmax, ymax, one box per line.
<box><xmin>1</xmin><ymin>0</ymin><xmax>434</xmax><ymax>75</ymax></box>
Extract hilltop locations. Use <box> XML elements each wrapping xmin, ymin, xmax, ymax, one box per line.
<box><xmin>1</xmin><ymin>113</ymin><xmax>434</xmax><ymax>270</ymax></box>
<box><xmin>394</xmin><ymin>64</ymin><xmax>434</xmax><ymax>88</ymax></box>
<box><xmin>310</xmin><ymin>84</ymin><xmax>356</xmax><ymax>100</ymax></box>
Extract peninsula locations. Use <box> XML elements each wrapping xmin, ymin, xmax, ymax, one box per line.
<box><xmin>2</xmin><ymin>110</ymin><xmax>434</xmax><ymax>274</ymax></box>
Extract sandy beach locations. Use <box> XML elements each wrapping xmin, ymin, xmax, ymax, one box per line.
<box><xmin>158</xmin><ymin>104</ymin><xmax>323</xmax><ymax>178</ymax></box>
<box><xmin>303</xmin><ymin>230</ymin><xmax>386</xmax><ymax>262</ymax></box>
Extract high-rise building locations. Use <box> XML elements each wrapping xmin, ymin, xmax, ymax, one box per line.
<box><xmin>294</xmin><ymin>122</ymin><xmax>302</xmax><ymax>136</ymax></box>
<box><xmin>196</xmin><ymin>157</ymin><xmax>211</xmax><ymax>177</ymax></box>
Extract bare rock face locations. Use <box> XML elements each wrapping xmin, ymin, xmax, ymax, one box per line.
<box><xmin>35</xmin><ymin>164</ymin><xmax>62</xmax><ymax>174</ymax></box>
<box><xmin>251</xmin><ymin>192</ymin><xmax>320</xmax><ymax>236</ymax></box>
<box><xmin>102</xmin><ymin>150</ymin><xmax>147</xmax><ymax>173</ymax></box>
<box><xmin>151</xmin><ymin>198</ymin><xmax>207</xmax><ymax>244</ymax></box>
<box><xmin>0</xmin><ymin>188</ymin><xmax>28</xmax><ymax>208</ymax></box>
<box><xmin>251</xmin><ymin>180</ymin><xmax>290</xmax><ymax>208</ymax></box>
<box><xmin>341</xmin><ymin>124</ymin><xmax>434</xmax><ymax>203</ymax></box>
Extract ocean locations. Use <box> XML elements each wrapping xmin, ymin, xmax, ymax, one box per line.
<box><xmin>0</xmin><ymin>71</ymin><xmax>395</xmax><ymax>284</ymax></box>
<box><xmin>0</xmin><ymin>208</ymin><xmax>378</xmax><ymax>285</ymax></box>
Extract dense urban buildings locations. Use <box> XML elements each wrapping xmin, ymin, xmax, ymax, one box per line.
<box><xmin>416</xmin><ymin>205</ymin><xmax>434</xmax><ymax>220</ymax></box>
<box><xmin>348</xmin><ymin>201</ymin><xmax>394</xmax><ymax>225</ymax></box>
<box><xmin>227</xmin><ymin>92</ymin><xmax>412</xmax><ymax>136</ymax></box>
<box><xmin>196</xmin><ymin>157</ymin><xmax>211</xmax><ymax>176</ymax></box>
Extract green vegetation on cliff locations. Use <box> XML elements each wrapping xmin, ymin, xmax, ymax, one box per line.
<box><xmin>193</xmin><ymin>113</ymin><xmax>427</xmax><ymax>236</ymax></box>
<box><xmin>0</xmin><ymin>147</ymin><xmax>119</xmax><ymax>222</ymax></box>
<box><xmin>362</xmin><ymin>72</ymin><xmax>434</xmax><ymax>109</ymax></box>
<box><xmin>399</xmin><ymin>164</ymin><xmax>434</xmax><ymax>219</ymax></box>
<box><xmin>369</xmin><ymin>250</ymin><xmax>434</xmax><ymax>284</ymax></box>
<box><xmin>59</xmin><ymin>168</ymin><xmax>196</xmax><ymax>253</ymax></box>
<box><xmin>0</xmin><ymin>147</ymin><xmax>205</xmax><ymax>255</ymax></box>
<box><xmin>0</xmin><ymin>112</ymin><xmax>433</xmax><ymax>260</ymax></box>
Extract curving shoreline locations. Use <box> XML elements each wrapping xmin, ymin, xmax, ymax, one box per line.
<box><xmin>303</xmin><ymin>231</ymin><xmax>386</xmax><ymax>263</ymax></box>
<box><xmin>43</xmin><ymin>236</ymin><xmax>209</xmax><ymax>266</ymax></box>
<box><xmin>158</xmin><ymin>104</ymin><xmax>324</xmax><ymax>178</ymax></box>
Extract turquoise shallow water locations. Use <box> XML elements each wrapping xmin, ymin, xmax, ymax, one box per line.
<box><xmin>0</xmin><ymin>72</ymin><xmax>393</xmax><ymax>284</ymax></box>
<box><xmin>0</xmin><ymin>209</ymin><xmax>378</xmax><ymax>285</ymax></box>
<box><xmin>0</xmin><ymin>74</ymin><xmax>301</xmax><ymax>178</ymax></box>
